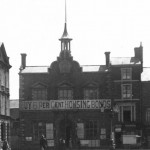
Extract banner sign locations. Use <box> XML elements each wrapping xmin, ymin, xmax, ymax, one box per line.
<box><xmin>20</xmin><ymin>99</ymin><xmax>111</xmax><ymax>110</ymax></box>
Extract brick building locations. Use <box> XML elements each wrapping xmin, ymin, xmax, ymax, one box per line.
<box><xmin>0</xmin><ymin>43</ymin><xmax>11</xmax><ymax>148</ymax></box>
<box><xmin>18</xmin><ymin>14</ymin><xmax>145</xmax><ymax>149</ymax></box>
<box><xmin>141</xmin><ymin>67</ymin><xmax>150</xmax><ymax>148</ymax></box>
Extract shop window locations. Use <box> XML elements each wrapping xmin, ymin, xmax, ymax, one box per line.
<box><xmin>84</xmin><ymin>88</ymin><xmax>98</xmax><ymax>100</ymax></box>
<box><xmin>33</xmin><ymin>122</ymin><xmax>54</xmax><ymax>141</ymax></box>
<box><xmin>77</xmin><ymin>123</ymin><xmax>84</xmax><ymax>139</ymax></box>
<box><xmin>58</xmin><ymin>89</ymin><xmax>73</xmax><ymax>100</ymax></box>
<box><xmin>85</xmin><ymin>120</ymin><xmax>98</xmax><ymax>139</ymax></box>
<box><xmin>33</xmin><ymin>122</ymin><xmax>46</xmax><ymax>141</ymax></box>
<box><xmin>122</xmin><ymin>84</ymin><xmax>132</xmax><ymax>99</ymax></box>
<box><xmin>146</xmin><ymin>108</ymin><xmax>150</xmax><ymax>123</ymax></box>
<box><xmin>121</xmin><ymin>68</ymin><xmax>132</xmax><ymax>80</ymax></box>
<box><xmin>119</xmin><ymin>105</ymin><xmax>136</xmax><ymax>122</ymax></box>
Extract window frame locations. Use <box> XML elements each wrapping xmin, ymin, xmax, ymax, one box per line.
<box><xmin>58</xmin><ymin>88</ymin><xmax>73</xmax><ymax>100</ymax></box>
<box><xmin>33</xmin><ymin>121</ymin><xmax>54</xmax><ymax>142</ymax></box>
<box><xmin>84</xmin><ymin>88</ymin><xmax>99</xmax><ymax>100</ymax></box>
<box><xmin>84</xmin><ymin>120</ymin><xmax>99</xmax><ymax>140</ymax></box>
<box><xmin>32</xmin><ymin>87</ymin><xmax>47</xmax><ymax>100</ymax></box>
<box><xmin>121</xmin><ymin>68</ymin><xmax>132</xmax><ymax>80</ymax></box>
<box><xmin>122</xmin><ymin>84</ymin><xmax>132</xmax><ymax>99</ymax></box>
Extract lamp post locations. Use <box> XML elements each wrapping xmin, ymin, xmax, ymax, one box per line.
<box><xmin>110</xmin><ymin>105</ymin><xmax>119</xmax><ymax>149</ymax></box>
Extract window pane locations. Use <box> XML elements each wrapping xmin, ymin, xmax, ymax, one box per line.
<box><xmin>122</xmin><ymin>85</ymin><xmax>132</xmax><ymax>99</ymax></box>
<box><xmin>85</xmin><ymin>121</ymin><xmax>98</xmax><ymax>139</ymax></box>
<box><xmin>32</xmin><ymin>88</ymin><xmax>47</xmax><ymax>100</ymax></box>
<box><xmin>122</xmin><ymin>68</ymin><xmax>131</xmax><ymax>80</ymax></box>
<box><xmin>58</xmin><ymin>89</ymin><xmax>73</xmax><ymax>100</ymax></box>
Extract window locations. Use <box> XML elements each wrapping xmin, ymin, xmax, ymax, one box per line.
<box><xmin>146</xmin><ymin>109</ymin><xmax>150</xmax><ymax>123</ymax></box>
<box><xmin>33</xmin><ymin>122</ymin><xmax>53</xmax><ymax>141</ymax></box>
<box><xmin>121</xmin><ymin>68</ymin><xmax>132</xmax><ymax>80</ymax></box>
<box><xmin>122</xmin><ymin>84</ymin><xmax>132</xmax><ymax>99</ymax></box>
<box><xmin>33</xmin><ymin>122</ymin><xmax>46</xmax><ymax>141</ymax></box>
<box><xmin>118</xmin><ymin>104</ymin><xmax>136</xmax><ymax>122</ymax></box>
<box><xmin>85</xmin><ymin>120</ymin><xmax>98</xmax><ymax>139</ymax></box>
<box><xmin>32</xmin><ymin>88</ymin><xmax>47</xmax><ymax>100</ymax></box>
<box><xmin>84</xmin><ymin>89</ymin><xmax>98</xmax><ymax>100</ymax></box>
<box><xmin>58</xmin><ymin>89</ymin><xmax>73</xmax><ymax>100</ymax></box>
<box><xmin>32</xmin><ymin>83</ymin><xmax>47</xmax><ymax>100</ymax></box>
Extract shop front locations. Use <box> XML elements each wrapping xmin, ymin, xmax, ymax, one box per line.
<box><xmin>114</xmin><ymin>124</ymin><xmax>142</xmax><ymax>149</ymax></box>
<box><xmin>0</xmin><ymin>115</ymin><xmax>10</xmax><ymax>149</ymax></box>
<box><xmin>20</xmin><ymin>99</ymin><xmax>112</xmax><ymax>150</ymax></box>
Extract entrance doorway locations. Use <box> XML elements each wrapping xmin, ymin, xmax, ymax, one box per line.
<box><xmin>59</xmin><ymin>118</ymin><xmax>74</xmax><ymax>148</ymax></box>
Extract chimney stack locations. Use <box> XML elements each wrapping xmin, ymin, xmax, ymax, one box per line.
<box><xmin>134</xmin><ymin>44</ymin><xmax>143</xmax><ymax>63</ymax></box>
<box><xmin>105</xmin><ymin>52</ymin><xmax>110</xmax><ymax>68</ymax></box>
<box><xmin>134</xmin><ymin>43</ymin><xmax>143</xmax><ymax>72</ymax></box>
<box><xmin>21</xmin><ymin>53</ymin><xmax>27</xmax><ymax>69</ymax></box>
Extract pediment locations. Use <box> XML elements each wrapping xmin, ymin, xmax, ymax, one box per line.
<box><xmin>58</xmin><ymin>81</ymin><xmax>73</xmax><ymax>88</ymax></box>
<box><xmin>83</xmin><ymin>82</ymin><xmax>98</xmax><ymax>88</ymax></box>
<box><xmin>32</xmin><ymin>82</ymin><xmax>47</xmax><ymax>88</ymax></box>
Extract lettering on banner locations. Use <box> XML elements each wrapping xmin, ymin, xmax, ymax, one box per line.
<box><xmin>20</xmin><ymin>99</ymin><xmax>111</xmax><ymax>110</ymax></box>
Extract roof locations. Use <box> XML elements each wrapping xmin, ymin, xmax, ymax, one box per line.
<box><xmin>10</xmin><ymin>99</ymin><xmax>19</xmax><ymax>108</ymax></box>
<box><xmin>20</xmin><ymin>65</ymin><xmax>108</xmax><ymax>73</ymax></box>
<box><xmin>20</xmin><ymin>66</ymin><xmax>48</xmax><ymax>73</ymax></box>
<box><xmin>82</xmin><ymin>65</ymin><xmax>100</xmax><ymax>72</ymax></box>
<box><xmin>110</xmin><ymin>57</ymin><xmax>141</xmax><ymax>65</ymax></box>
<box><xmin>141</xmin><ymin>67</ymin><xmax>150</xmax><ymax>81</ymax></box>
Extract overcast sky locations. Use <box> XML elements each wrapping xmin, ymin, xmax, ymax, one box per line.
<box><xmin>0</xmin><ymin>0</ymin><xmax>149</xmax><ymax>99</ymax></box>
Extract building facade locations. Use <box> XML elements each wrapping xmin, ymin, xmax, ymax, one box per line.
<box><xmin>10</xmin><ymin>99</ymin><xmax>19</xmax><ymax>150</ymax></box>
<box><xmin>19</xmin><ymin>16</ymin><xmax>144</xmax><ymax>149</ymax></box>
<box><xmin>141</xmin><ymin>67</ymin><xmax>150</xmax><ymax>148</ymax></box>
<box><xmin>0</xmin><ymin>43</ymin><xmax>11</xmax><ymax>148</ymax></box>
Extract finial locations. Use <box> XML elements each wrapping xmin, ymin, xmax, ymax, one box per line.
<box><xmin>140</xmin><ymin>42</ymin><xmax>142</xmax><ymax>47</ymax></box>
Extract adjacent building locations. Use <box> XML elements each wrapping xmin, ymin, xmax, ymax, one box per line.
<box><xmin>0</xmin><ymin>43</ymin><xmax>11</xmax><ymax>147</ymax></box>
<box><xmin>19</xmin><ymin>14</ymin><xmax>144</xmax><ymax>149</ymax></box>
<box><xmin>141</xmin><ymin>67</ymin><xmax>150</xmax><ymax>148</ymax></box>
<box><xmin>10</xmin><ymin>99</ymin><xmax>19</xmax><ymax>150</ymax></box>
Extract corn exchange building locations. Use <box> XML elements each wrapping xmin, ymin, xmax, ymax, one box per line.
<box><xmin>19</xmin><ymin>16</ymin><xmax>144</xmax><ymax>149</ymax></box>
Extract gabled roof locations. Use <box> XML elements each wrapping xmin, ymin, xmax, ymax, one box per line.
<box><xmin>110</xmin><ymin>57</ymin><xmax>141</xmax><ymax>65</ymax></box>
<box><xmin>142</xmin><ymin>67</ymin><xmax>150</xmax><ymax>81</ymax></box>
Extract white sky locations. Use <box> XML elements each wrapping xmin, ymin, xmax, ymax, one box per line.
<box><xmin>0</xmin><ymin>0</ymin><xmax>149</xmax><ymax>99</ymax></box>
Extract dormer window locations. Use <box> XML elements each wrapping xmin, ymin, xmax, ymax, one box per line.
<box><xmin>121</xmin><ymin>68</ymin><xmax>132</xmax><ymax>80</ymax></box>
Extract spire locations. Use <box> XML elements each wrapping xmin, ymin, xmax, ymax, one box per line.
<box><xmin>60</xmin><ymin>0</ymin><xmax>72</xmax><ymax>40</ymax></box>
